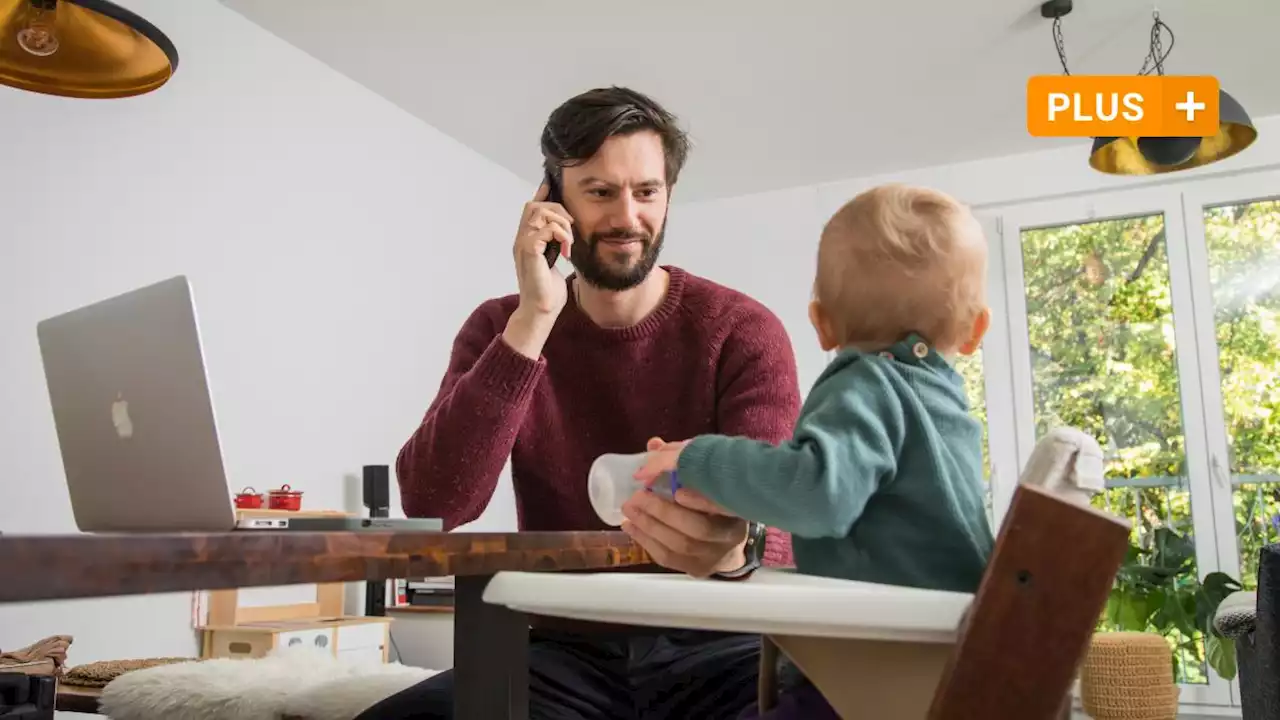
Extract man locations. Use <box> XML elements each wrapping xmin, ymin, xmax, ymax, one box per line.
<box><xmin>381</xmin><ymin>86</ymin><xmax>801</xmax><ymax>719</ymax></box>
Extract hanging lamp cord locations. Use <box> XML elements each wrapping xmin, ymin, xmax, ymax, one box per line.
<box><xmin>1052</xmin><ymin>15</ymin><xmax>1071</xmax><ymax>75</ymax></box>
<box><xmin>1137</xmin><ymin>10</ymin><xmax>1174</xmax><ymax>76</ymax></box>
<box><xmin>1051</xmin><ymin>8</ymin><xmax>1175</xmax><ymax>77</ymax></box>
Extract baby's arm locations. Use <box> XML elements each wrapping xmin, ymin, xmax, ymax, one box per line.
<box><xmin>673</xmin><ymin>364</ymin><xmax>906</xmax><ymax>538</ymax></box>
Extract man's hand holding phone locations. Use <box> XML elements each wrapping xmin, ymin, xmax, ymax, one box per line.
<box><xmin>502</xmin><ymin>181</ymin><xmax>574</xmax><ymax>360</ymax></box>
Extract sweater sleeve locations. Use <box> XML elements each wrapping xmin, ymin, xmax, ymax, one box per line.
<box><xmin>396</xmin><ymin>301</ymin><xmax>545</xmax><ymax>529</ymax></box>
<box><xmin>714</xmin><ymin>304</ymin><xmax>802</xmax><ymax>566</ymax></box>
<box><xmin>678</xmin><ymin>361</ymin><xmax>905</xmax><ymax>540</ymax></box>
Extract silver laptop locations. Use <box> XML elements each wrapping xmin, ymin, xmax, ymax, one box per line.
<box><xmin>36</xmin><ymin>275</ymin><xmax>441</xmax><ymax>534</ymax></box>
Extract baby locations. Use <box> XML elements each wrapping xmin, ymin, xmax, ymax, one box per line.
<box><xmin>634</xmin><ymin>183</ymin><xmax>996</xmax><ymax>719</ymax></box>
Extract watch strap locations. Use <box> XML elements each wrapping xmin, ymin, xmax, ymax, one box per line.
<box><xmin>712</xmin><ymin>521</ymin><xmax>766</xmax><ymax>580</ymax></box>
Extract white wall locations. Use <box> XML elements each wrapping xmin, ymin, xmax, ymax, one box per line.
<box><xmin>667</xmin><ymin>115</ymin><xmax>1280</xmax><ymax>400</ymax></box>
<box><xmin>0</xmin><ymin>0</ymin><xmax>525</xmax><ymax>668</ymax></box>
<box><xmin>661</xmin><ymin>187</ymin><xmax>831</xmax><ymax>395</ymax></box>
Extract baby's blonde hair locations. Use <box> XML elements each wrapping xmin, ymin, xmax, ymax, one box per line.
<box><xmin>815</xmin><ymin>183</ymin><xmax>987</xmax><ymax>351</ymax></box>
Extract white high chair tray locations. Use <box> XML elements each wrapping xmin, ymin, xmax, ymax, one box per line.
<box><xmin>483</xmin><ymin>568</ymin><xmax>973</xmax><ymax>644</ymax></box>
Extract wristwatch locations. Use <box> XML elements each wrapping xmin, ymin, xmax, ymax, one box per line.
<box><xmin>713</xmin><ymin>521</ymin><xmax>766</xmax><ymax>580</ymax></box>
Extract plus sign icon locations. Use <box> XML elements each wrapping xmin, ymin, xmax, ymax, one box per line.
<box><xmin>1026</xmin><ymin>75</ymin><xmax>1220</xmax><ymax>138</ymax></box>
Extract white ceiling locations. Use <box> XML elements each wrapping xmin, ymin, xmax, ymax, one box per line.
<box><xmin>219</xmin><ymin>0</ymin><xmax>1280</xmax><ymax>202</ymax></box>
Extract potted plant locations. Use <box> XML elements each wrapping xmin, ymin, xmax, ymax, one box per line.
<box><xmin>1102</xmin><ymin>527</ymin><xmax>1243</xmax><ymax>681</ymax></box>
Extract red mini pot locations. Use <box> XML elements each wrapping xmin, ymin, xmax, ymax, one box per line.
<box><xmin>234</xmin><ymin>487</ymin><xmax>264</xmax><ymax>509</ymax></box>
<box><xmin>267</xmin><ymin>484</ymin><xmax>303</xmax><ymax>511</ymax></box>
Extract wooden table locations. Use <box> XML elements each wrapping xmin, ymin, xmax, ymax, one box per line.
<box><xmin>0</xmin><ymin>530</ymin><xmax>650</xmax><ymax>719</ymax></box>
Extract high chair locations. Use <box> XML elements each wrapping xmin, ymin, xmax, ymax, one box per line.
<box><xmin>483</xmin><ymin>428</ymin><xmax>1128</xmax><ymax>719</ymax></box>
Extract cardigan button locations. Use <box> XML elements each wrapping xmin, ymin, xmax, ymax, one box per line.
<box><xmin>913</xmin><ymin>342</ymin><xmax>929</xmax><ymax>358</ymax></box>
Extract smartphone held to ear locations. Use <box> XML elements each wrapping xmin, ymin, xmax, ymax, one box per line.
<box><xmin>543</xmin><ymin>171</ymin><xmax>563</xmax><ymax>268</ymax></box>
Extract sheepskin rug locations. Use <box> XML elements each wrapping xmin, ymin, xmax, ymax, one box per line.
<box><xmin>97</xmin><ymin>647</ymin><xmax>437</xmax><ymax>720</ymax></box>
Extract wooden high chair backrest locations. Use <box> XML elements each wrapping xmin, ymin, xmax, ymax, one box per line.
<box><xmin>925</xmin><ymin>483</ymin><xmax>1129</xmax><ymax>719</ymax></box>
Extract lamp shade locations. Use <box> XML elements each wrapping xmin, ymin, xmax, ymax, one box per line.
<box><xmin>1089</xmin><ymin>89</ymin><xmax>1258</xmax><ymax>175</ymax></box>
<box><xmin>0</xmin><ymin>0</ymin><xmax>177</xmax><ymax>99</ymax></box>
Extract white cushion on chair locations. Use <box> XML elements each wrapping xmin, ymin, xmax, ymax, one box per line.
<box><xmin>1018</xmin><ymin>426</ymin><xmax>1106</xmax><ymax>505</ymax></box>
<box><xmin>483</xmin><ymin>568</ymin><xmax>972</xmax><ymax>643</ymax></box>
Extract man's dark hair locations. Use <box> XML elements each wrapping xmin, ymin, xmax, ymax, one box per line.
<box><xmin>540</xmin><ymin>86</ymin><xmax>690</xmax><ymax>187</ymax></box>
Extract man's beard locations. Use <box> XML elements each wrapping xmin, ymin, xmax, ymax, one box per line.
<box><xmin>570</xmin><ymin>225</ymin><xmax>665</xmax><ymax>291</ymax></box>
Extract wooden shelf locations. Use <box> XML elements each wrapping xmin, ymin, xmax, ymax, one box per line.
<box><xmin>56</xmin><ymin>684</ymin><xmax>102</xmax><ymax>714</ymax></box>
<box><xmin>387</xmin><ymin>604</ymin><xmax>455</xmax><ymax>615</ymax></box>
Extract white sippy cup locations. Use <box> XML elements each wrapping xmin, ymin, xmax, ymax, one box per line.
<box><xmin>587</xmin><ymin>452</ymin><xmax>680</xmax><ymax>526</ymax></box>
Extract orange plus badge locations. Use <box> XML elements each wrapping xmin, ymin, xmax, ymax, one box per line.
<box><xmin>1027</xmin><ymin>75</ymin><xmax>1219</xmax><ymax>138</ymax></box>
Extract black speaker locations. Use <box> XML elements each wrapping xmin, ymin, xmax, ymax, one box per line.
<box><xmin>0</xmin><ymin>674</ymin><xmax>54</xmax><ymax>720</ymax></box>
<box><xmin>363</xmin><ymin>464</ymin><xmax>391</xmax><ymax>617</ymax></box>
<box><xmin>363</xmin><ymin>465</ymin><xmax>389</xmax><ymax>519</ymax></box>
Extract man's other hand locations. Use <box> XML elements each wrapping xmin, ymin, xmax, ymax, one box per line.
<box><xmin>621</xmin><ymin>436</ymin><xmax>747</xmax><ymax>577</ymax></box>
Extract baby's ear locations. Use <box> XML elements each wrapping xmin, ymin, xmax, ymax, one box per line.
<box><xmin>809</xmin><ymin>300</ymin><xmax>839</xmax><ymax>351</ymax></box>
<box><xmin>959</xmin><ymin>307</ymin><xmax>991</xmax><ymax>355</ymax></box>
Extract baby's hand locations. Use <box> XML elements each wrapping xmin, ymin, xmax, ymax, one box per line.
<box><xmin>634</xmin><ymin>436</ymin><xmax>736</xmax><ymax>517</ymax></box>
<box><xmin>634</xmin><ymin>436</ymin><xmax>689</xmax><ymax>486</ymax></box>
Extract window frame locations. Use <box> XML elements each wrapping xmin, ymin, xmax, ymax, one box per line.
<box><xmin>1181</xmin><ymin>169</ymin><xmax>1280</xmax><ymax>581</ymax></box>
<box><xmin>987</xmin><ymin>183</ymin><xmax>1234</xmax><ymax>707</ymax></box>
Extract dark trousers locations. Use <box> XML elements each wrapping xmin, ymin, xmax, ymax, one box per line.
<box><xmin>356</xmin><ymin>629</ymin><xmax>763</xmax><ymax>720</ymax></box>
<box><xmin>737</xmin><ymin>678</ymin><xmax>838</xmax><ymax>720</ymax></box>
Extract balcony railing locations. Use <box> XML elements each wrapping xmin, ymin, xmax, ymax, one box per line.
<box><xmin>1102</xmin><ymin>473</ymin><xmax>1280</xmax><ymax>559</ymax></box>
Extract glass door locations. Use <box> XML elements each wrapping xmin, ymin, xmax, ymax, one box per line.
<box><xmin>996</xmin><ymin>185</ymin><xmax>1230</xmax><ymax>706</ymax></box>
<box><xmin>1181</xmin><ymin>169</ymin><xmax>1280</xmax><ymax>707</ymax></box>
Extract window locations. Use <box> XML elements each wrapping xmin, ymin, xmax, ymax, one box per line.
<box><xmin>983</xmin><ymin>171</ymin><xmax>1280</xmax><ymax>709</ymax></box>
<box><xmin>1189</xmin><ymin>191</ymin><xmax>1280</xmax><ymax>590</ymax></box>
<box><xmin>952</xmin><ymin>351</ymin><xmax>992</xmax><ymax>524</ymax></box>
<box><xmin>1011</xmin><ymin>206</ymin><xmax>1212</xmax><ymax>688</ymax></box>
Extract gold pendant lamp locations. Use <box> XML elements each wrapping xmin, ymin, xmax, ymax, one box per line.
<box><xmin>1042</xmin><ymin>0</ymin><xmax>1257</xmax><ymax>175</ymax></box>
<box><xmin>1088</xmin><ymin>90</ymin><xmax>1258</xmax><ymax>175</ymax></box>
<box><xmin>0</xmin><ymin>0</ymin><xmax>177</xmax><ymax>99</ymax></box>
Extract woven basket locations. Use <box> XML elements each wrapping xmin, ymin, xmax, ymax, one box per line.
<box><xmin>1080</xmin><ymin>632</ymin><xmax>1179</xmax><ymax>720</ymax></box>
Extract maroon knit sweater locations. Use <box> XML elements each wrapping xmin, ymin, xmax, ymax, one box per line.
<box><xmin>396</xmin><ymin>266</ymin><xmax>801</xmax><ymax>567</ymax></box>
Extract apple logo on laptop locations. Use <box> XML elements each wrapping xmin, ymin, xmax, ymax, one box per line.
<box><xmin>111</xmin><ymin>392</ymin><xmax>134</xmax><ymax>439</ymax></box>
